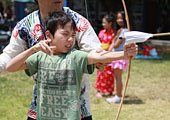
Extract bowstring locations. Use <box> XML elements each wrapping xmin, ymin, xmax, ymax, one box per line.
<box><xmin>85</xmin><ymin>0</ymin><xmax>89</xmax><ymax>20</ymax></box>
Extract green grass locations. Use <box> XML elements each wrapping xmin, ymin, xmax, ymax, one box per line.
<box><xmin>0</xmin><ymin>72</ymin><xmax>34</xmax><ymax>120</ymax></box>
<box><xmin>1</xmin><ymin>54</ymin><xmax>170</xmax><ymax>120</ymax></box>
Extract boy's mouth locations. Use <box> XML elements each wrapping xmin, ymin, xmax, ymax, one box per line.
<box><xmin>65</xmin><ymin>44</ymin><xmax>72</xmax><ymax>48</ymax></box>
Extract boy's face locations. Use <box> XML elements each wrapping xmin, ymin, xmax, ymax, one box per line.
<box><xmin>47</xmin><ymin>22</ymin><xmax>76</xmax><ymax>55</ymax></box>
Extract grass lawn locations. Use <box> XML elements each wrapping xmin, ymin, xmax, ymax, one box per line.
<box><xmin>0</xmin><ymin>54</ymin><xmax>170</xmax><ymax>120</ymax></box>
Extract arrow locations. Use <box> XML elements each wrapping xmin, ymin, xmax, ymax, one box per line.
<box><xmin>125</xmin><ymin>31</ymin><xmax>170</xmax><ymax>44</ymax></box>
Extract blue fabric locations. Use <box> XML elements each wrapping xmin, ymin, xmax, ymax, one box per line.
<box><xmin>135</xmin><ymin>55</ymin><xmax>162</xmax><ymax>59</ymax></box>
<box><xmin>12</xmin><ymin>0</ymin><xmax>34</xmax><ymax>2</ymax></box>
<box><xmin>64</xmin><ymin>0</ymin><xmax>67</xmax><ymax>7</ymax></box>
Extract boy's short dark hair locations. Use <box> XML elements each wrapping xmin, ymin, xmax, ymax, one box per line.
<box><xmin>44</xmin><ymin>11</ymin><xmax>77</xmax><ymax>36</ymax></box>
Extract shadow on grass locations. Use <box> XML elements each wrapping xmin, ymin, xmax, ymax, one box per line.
<box><xmin>160</xmin><ymin>54</ymin><xmax>170</xmax><ymax>60</ymax></box>
<box><xmin>0</xmin><ymin>77</ymin><xmax>8</xmax><ymax>83</ymax></box>
<box><xmin>101</xmin><ymin>94</ymin><xmax>144</xmax><ymax>104</ymax></box>
<box><xmin>134</xmin><ymin>54</ymin><xmax>170</xmax><ymax>62</ymax></box>
<box><xmin>144</xmin><ymin>54</ymin><xmax>170</xmax><ymax>64</ymax></box>
<box><xmin>123</xmin><ymin>95</ymin><xmax>144</xmax><ymax>104</ymax></box>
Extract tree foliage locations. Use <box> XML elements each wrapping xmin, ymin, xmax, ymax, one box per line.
<box><xmin>0</xmin><ymin>0</ymin><xmax>13</xmax><ymax>7</ymax></box>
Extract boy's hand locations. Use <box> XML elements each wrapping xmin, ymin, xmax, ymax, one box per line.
<box><xmin>124</xmin><ymin>43</ymin><xmax>138</xmax><ymax>59</ymax></box>
<box><xmin>32</xmin><ymin>40</ymin><xmax>56</xmax><ymax>55</ymax></box>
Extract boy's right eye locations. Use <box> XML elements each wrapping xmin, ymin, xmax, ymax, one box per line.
<box><xmin>72</xmin><ymin>33</ymin><xmax>76</xmax><ymax>37</ymax></box>
<box><xmin>63</xmin><ymin>33</ymin><xmax>69</xmax><ymax>36</ymax></box>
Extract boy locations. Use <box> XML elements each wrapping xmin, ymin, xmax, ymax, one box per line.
<box><xmin>0</xmin><ymin>1</ymin><xmax>103</xmax><ymax>119</ymax></box>
<box><xmin>6</xmin><ymin>11</ymin><xmax>137</xmax><ymax>120</ymax></box>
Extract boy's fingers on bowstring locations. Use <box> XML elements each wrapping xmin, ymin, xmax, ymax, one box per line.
<box><xmin>49</xmin><ymin>46</ymin><xmax>57</xmax><ymax>55</ymax></box>
<box><xmin>44</xmin><ymin>39</ymin><xmax>52</xmax><ymax>44</ymax></box>
<box><xmin>49</xmin><ymin>46</ymin><xmax>56</xmax><ymax>50</ymax></box>
<box><xmin>40</xmin><ymin>41</ymin><xmax>53</xmax><ymax>55</ymax></box>
<box><xmin>45</xmin><ymin>40</ymin><xmax>56</xmax><ymax>55</ymax></box>
<box><xmin>39</xmin><ymin>42</ymin><xmax>47</xmax><ymax>53</ymax></box>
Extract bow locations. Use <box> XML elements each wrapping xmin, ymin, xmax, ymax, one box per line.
<box><xmin>115</xmin><ymin>0</ymin><xmax>132</xmax><ymax>120</ymax></box>
<box><xmin>115</xmin><ymin>1</ymin><xmax>170</xmax><ymax>119</ymax></box>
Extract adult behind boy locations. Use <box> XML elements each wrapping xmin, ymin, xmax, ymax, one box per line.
<box><xmin>0</xmin><ymin>0</ymin><xmax>102</xmax><ymax>120</ymax></box>
<box><xmin>6</xmin><ymin>11</ymin><xmax>138</xmax><ymax>120</ymax></box>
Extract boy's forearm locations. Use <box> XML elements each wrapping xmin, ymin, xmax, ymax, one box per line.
<box><xmin>6</xmin><ymin>47</ymin><xmax>35</xmax><ymax>72</ymax></box>
<box><xmin>88</xmin><ymin>43</ymin><xmax>137</xmax><ymax>64</ymax></box>
<box><xmin>87</xmin><ymin>51</ymin><xmax>127</xmax><ymax>64</ymax></box>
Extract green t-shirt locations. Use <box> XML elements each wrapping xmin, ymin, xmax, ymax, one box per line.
<box><xmin>26</xmin><ymin>49</ymin><xmax>94</xmax><ymax>120</ymax></box>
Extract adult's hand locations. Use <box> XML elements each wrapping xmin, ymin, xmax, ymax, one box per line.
<box><xmin>95</xmin><ymin>48</ymin><xmax>110</xmax><ymax>72</ymax></box>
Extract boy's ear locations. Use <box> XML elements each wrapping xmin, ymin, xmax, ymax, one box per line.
<box><xmin>45</xmin><ymin>30</ymin><xmax>53</xmax><ymax>40</ymax></box>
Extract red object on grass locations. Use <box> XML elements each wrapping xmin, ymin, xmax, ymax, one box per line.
<box><xmin>143</xmin><ymin>46</ymin><xmax>154</xmax><ymax>56</ymax></box>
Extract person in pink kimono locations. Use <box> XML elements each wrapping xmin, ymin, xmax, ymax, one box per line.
<box><xmin>107</xmin><ymin>11</ymin><xmax>128</xmax><ymax>104</ymax></box>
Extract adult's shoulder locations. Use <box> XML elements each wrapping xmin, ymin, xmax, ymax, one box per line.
<box><xmin>63</xmin><ymin>7</ymin><xmax>88</xmax><ymax>24</ymax></box>
<box><xmin>63</xmin><ymin>7</ymin><xmax>82</xmax><ymax>17</ymax></box>
<box><xmin>15</xmin><ymin>10</ymin><xmax>39</xmax><ymax>29</ymax></box>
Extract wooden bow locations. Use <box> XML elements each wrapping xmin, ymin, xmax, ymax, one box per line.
<box><xmin>115</xmin><ymin>0</ymin><xmax>132</xmax><ymax>120</ymax></box>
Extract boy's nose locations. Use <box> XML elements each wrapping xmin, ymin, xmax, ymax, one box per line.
<box><xmin>68</xmin><ymin>37</ymin><xmax>73</xmax><ymax>42</ymax></box>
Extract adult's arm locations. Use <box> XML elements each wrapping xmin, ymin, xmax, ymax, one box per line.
<box><xmin>0</xmin><ymin>29</ymin><xmax>27</xmax><ymax>73</ymax></box>
<box><xmin>76</xmin><ymin>22</ymin><xmax>101</xmax><ymax>53</ymax></box>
